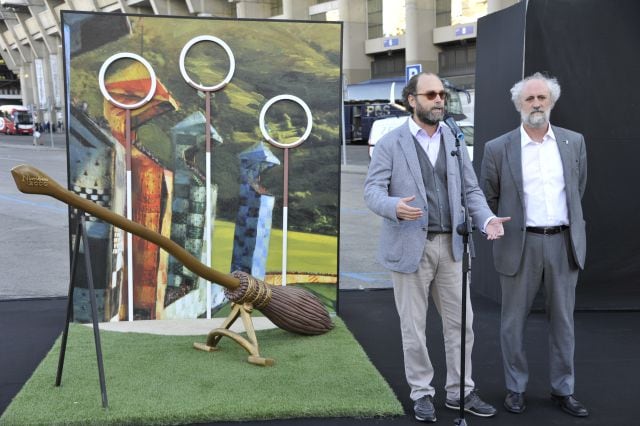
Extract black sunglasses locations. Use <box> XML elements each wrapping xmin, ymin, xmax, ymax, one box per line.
<box><xmin>413</xmin><ymin>91</ymin><xmax>447</xmax><ymax>100</ymax></box>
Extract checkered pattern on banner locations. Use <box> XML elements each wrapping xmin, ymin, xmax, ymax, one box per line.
<box><xmin>70</xmin><ymin>185</ymin><xmax>112</xmax><ymax>221</ymax></box>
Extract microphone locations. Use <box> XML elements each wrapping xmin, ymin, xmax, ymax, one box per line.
<box><xmin>443</xmin><ymin>114</ymin><xmax>464</xmax><ymax>141</ymax></box>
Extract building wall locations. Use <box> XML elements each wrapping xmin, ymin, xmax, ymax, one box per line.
<box><xmin>405</xmin><ymin>0</ymin><xmax>439</xmax><ymax>74</ymax></box>
<box><xmin>338</xmin><ymin>0</ymin><xmax>369</xmax><ymax>85</ymax></box>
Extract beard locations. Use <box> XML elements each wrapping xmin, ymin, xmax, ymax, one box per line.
<box><xmin>522</xmin><ymin>109</ymin><xmax>550</xmax><ymax>129</ymax></box>
<box><xmin>415</xmin><ymin>103</ymin><xmax>444</xmax><ymax>126</ymax></box>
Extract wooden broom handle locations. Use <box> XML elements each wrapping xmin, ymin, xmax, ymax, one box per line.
<box><xmin>11</xmin><ymin>164</ymin><xmax>240</xmax><ymax>290</ymax></box>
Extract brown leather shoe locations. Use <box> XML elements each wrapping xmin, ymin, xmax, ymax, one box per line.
<box><xmin>551</xmin><ymin>394</ymin><xmax>589</xmax><ymax>417</ymax></box>
<box><xmin>504</xmin><ymin>391</ymin><xmax>525</xmax><ymax>413</ymax></box>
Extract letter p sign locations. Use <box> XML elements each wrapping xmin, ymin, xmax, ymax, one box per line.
<box><xmin>405</xmin><ymin>64</ymin><xmax>422</xmax><ymax>85</ymax></box>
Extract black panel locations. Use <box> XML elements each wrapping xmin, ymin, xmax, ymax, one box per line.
<box><xmin>525</xmin><ymin>0</ymin><xmax>640</xmax><ymax>309</ymax></box>
<box><xmin>473</xmin><ymin>0</ymin><xmax>640</xmax><ymax>309</ymax></box>
<box><xmin>471</xmin><ymin>1</ymin><xmax>526</xmax><ymax>303</ymax></box>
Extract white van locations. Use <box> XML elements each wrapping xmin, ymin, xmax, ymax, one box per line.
<box><xmin>368</xmin><ymin>116</ymin><xmax>474</xmax><ymax>161</ymax></box>
<box><xmin>367</xmin><ymin>116</ymin><xmax>408</xmax><ymax>158</ymax></box>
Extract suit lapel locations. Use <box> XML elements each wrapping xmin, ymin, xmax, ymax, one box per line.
<box><xmin>443</xmin><ymin>129</ymin><xmax>457</xmax><ymax>178</ymax></box>
<box><xmin>398</xmin><ymin>123</ymin><xmax>428</xmax><ymax>204</ymax></box>
<box><xmin>442</xmin><ymin>129</ymin><xmax>460</xmax><ymax>221</ymax></box>
<box><xmin>553</xmin><ymin>126</ymin><xmax>575</xmax><ymax>207</ymax></box>
<box><xmin>506</xmin><ymin>128</ymin><xmax>525</xmax><ymax>206</ymax></box>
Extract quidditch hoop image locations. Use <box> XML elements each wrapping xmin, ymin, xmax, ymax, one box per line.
<box><xmin>178</xmin><ymin>35</ymin><xmax>236</xmax><ymax>319</ymax></box>
<box><xmin>259</xmin><ymin>94</ymin><xmax>313</xmax><ymax>149</ymax></box>
<box><xmin>98</xmin><ymin>52</ymin><xmax>157</xmax><ymax>110</ymax></box>
<box><xmin>179</xmin><ymin>35</ymin><xmax>235</xmax><ymax>92</ymax></box>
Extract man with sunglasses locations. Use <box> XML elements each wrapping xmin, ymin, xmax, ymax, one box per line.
<box><xmin>480</xmin><ymin>73</ymin><xmax>588</xmax><ymax>417</ymax></box>
<box><xmin>365</xmin><ymin>72</ymin><xmax>509</xmax><ymax>422</ymax></box>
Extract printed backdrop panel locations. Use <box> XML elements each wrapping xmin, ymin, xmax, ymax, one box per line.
<box><xmin>62</xmin><ymin>11</ymin><xmax>342</xmax><ymax>321</ymax></box>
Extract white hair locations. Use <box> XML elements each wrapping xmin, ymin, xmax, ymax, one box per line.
<box><xmin>510</xmin><ymin>72</ymin><xmax>561</xmax><ymax>111</ymax></box>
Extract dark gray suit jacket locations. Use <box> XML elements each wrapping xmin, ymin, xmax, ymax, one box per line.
<box><xmin>364</xmin><ymin>120</ymin><xmax>494</xmax><ymax>273</ymax></box>
<box><xmin>480</xmin><ymin>126</ymin><xmax>587</xmax><ymax>276</ymax></box>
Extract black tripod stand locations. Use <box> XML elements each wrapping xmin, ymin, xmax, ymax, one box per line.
<box><xmin>56</xmin><ymin>212</ymin><xmax>109</xmax><ymax>408</ymax></box>
<box><xmin>447</xmin><ymin>117</ymin><xmax>474</xmax><ymax>426</ymax></box>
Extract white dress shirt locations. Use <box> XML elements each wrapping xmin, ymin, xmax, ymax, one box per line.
<box><xmin>409</xmin><ymin>117</ymin><xmax>444</xmax><ymax>166</ymax></box>
<box><xmin>520</xmin><ymin>124</ymin><xmax>569</xmax><ymax>226</ymax></box>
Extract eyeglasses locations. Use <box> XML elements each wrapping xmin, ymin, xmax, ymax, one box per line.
<box><xmin>413</xmin><ymin>91</ymin><xmax>447</xmax><ymax>100</ymax></box>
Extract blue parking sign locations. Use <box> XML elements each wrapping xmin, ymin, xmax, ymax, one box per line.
<box><xmin>406</xmin><ymin>64</ymin><xmax>422</xmax><ymax>84</ymax></box>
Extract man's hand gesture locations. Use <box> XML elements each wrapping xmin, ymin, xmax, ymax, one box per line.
<box><xmin>396</xmin><ymin>196</ymin><xmax>423</xmax><ymax>221</ymax></box>
<box><xmin>486</xmin><ymin>216</ymin><xmax>511</xmax><ymax>240</ymax></box>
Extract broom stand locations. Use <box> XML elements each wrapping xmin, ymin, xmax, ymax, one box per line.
<box><xmin>56</xmin><ymin>212</ymin><xmax>109</xmax><ymax>408</ymax></box>
<box><xmin>193</xmin><ymin>302</ymin><xmax>274</xmax><ymax>366</ymax></box>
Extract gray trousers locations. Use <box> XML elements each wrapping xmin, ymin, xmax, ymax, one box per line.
<box><xmin>500</xmin><ymin>229</ymin><xmax>578</xmax><ymax>396</ymax></box>
<box><xmin>392</xmin><ymin>234</ymin><xmax>475</xmax><ymax>401</ymax></box>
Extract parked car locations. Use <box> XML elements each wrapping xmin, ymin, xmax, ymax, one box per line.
<box><xmin>368</xmin><ymin>116</ymin><xmax>474</xmax><ymax>161</ymax></box>
<box><xmin>457</xmin><ymin>119</ymin><xmax>474</xmax><ymax>161</ymax></box>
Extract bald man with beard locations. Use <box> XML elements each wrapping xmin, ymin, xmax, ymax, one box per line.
<box><xmin>365</xmin><ymin>72</ymin><xmax>509</xmax><ymax>422</ymax></box>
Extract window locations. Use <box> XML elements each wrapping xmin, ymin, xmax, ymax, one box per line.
<box><xmin>371</xmin><ymin>50</ymin><xmax>406</xmax><ymax>79</ymax></box>
<box><xmin>271</xmin><ymin>0</ymin><xmax>283</xmax><ymax>16</ymax></box>
<box><xmin>451</xmin><ymin>0</ymin><xmax>488</xmax><ymax>25</ymax></box>
<box><xmin>436</xmin><ymin>0</ymin><xmax>451</xmax><ymax>27</ymax></box>
<box><xmin>367</xmin><ymin>0</ymin><xmax>383</xmax><ymax>39</ymax></box>
<box><xmin>367</xmin><ymin>0</ymin><xmax>406</xmax><ymax>39</ymax></box>
<box><xmin>438</xmin><ymin>43</ymin><xmax>476</xmax><ymax>77</ymax></box>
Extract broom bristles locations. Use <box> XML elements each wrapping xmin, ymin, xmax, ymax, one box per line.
<box><xmin>227</xmin><ymin>271</ymin><xmax>333</xmax><ymax>335</ymax></box>
<box><xmin>261</xmin><ymin>286</ymin><xmax>334</xmax><ymax>335</ymax></box>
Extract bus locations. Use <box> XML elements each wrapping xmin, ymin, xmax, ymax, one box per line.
<box><xmin>0</xmin><ymin>105</ymin><xmax>34</xmax><ymax>135</ymax></box>
<box><xmin>344</xmin><ymin>101</ymin><xmax>407</xmax><ymax>143</ymax></box>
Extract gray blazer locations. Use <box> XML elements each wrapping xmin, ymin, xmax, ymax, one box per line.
<box><xmin>480</xmin><ymin>126</ymin><xmax>587</xmax><ymax>276</ymax></box>
<box><xmin>364</xmin><ymin>120</ymin><xmax>494</xmax><ymax>273</ymax></box>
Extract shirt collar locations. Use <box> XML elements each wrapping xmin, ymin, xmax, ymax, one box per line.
<box><xmin>520</xmin><ymin>123</ymin><xmax>556</xmax><ymax>148</ymax></box>
<box><xmin>409</xmin><ymin>116</ymin><xmax>444</xmax><ymax>139</ymax></box>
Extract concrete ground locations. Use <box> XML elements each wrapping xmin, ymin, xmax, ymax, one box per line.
<box><xmin>0</xmin><ymin>133</ymin><xmax>70</xmax><ymax>299</ymax></box>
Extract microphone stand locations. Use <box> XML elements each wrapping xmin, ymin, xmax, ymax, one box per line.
<box><xmin>449</xmin><ymin>125</ymin><xmax>473</xmax><ymax>426</ymax></box>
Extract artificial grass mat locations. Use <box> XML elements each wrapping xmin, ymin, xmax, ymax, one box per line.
<box><xmin>0</xmin><ymin>318</ymin><xmax>403</xmax><ymax>425</ymax></box>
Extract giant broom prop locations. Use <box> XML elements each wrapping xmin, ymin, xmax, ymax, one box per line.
<box><xmin>12</xmin><ymin>164</ymin><xmax>333</xmax><ymax>363</ymax></box>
